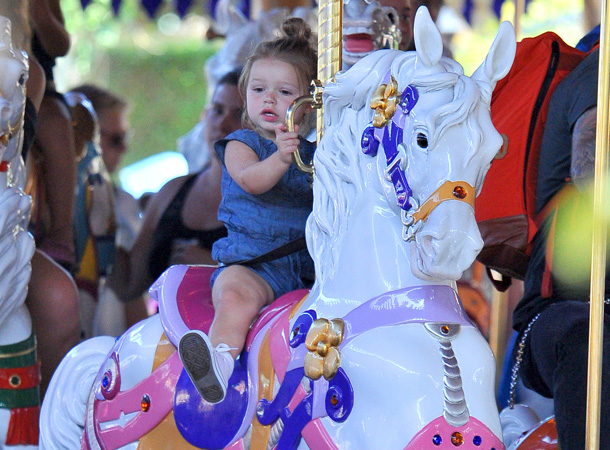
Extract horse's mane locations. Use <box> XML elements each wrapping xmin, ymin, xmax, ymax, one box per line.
<box><xmin>306</xmin><ymin>49</ymin><xmax>490</xmax><ymax>283</ymax></box>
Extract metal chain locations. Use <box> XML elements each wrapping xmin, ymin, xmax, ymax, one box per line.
<box><xmin>508</xmin><ymin>313</ymin><xmax>541</xmax><ymax>409</ymax></box>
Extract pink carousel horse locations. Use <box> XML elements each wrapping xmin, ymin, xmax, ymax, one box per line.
<box><xmin>40</xmin><ymin>8</ymin><xmax>517</xmax><ymax>449</ymax></box>
<box><xmin>0</xmin><ymin>16</ymin><xmax>39</xmax><ymax>449</ymax></box>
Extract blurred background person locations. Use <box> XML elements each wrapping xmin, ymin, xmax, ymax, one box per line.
<box><xmin>28</xmin><ymin>0</ymin><xmax>78</xmax><ymax>271</ymax></box>
<box><xmin>67</xmin><ymin>83</ymin><xmax>148</xmax><ymax>337</ymax></box>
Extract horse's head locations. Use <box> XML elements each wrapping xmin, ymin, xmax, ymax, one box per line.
<box><xmin>374</xmin><ymin>7</ymin><xmax>515</xmax><ymax>281</ymax></box>
<box><xmin>342</xmin><ymin>0</ymin><xmax>401</xmax><ymax>69</ymax></box>
<box><xmin>308</xmin><ymin>7</ymin><xmax>515</xmax><ymax>286</ymax></box>
<box><xmin>0</xmin><ymin>16</ymin><xmax>28</xmax><ymax>164</ymax></box>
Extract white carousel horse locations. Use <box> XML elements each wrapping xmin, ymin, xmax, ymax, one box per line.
<box><xmin>40</xmin><ymin>8</ymin><xmax>517</xmax><ymax>449</ymax></box>
<box><xmin>0</xmin><ymin>16</ymin><xmax>39</xmax><ymax>450</ymax></box>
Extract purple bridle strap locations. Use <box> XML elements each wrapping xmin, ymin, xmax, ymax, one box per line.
<box><xmin>361</xmin><ymin>72</ymin><xmax>419</xmax><ymax>211</ymax></box>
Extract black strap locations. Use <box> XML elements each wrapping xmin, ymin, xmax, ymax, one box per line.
<box><xmin>227</xmin><ymin>237</ymin><xmax>307</xmax><ymax>266</ymax></box>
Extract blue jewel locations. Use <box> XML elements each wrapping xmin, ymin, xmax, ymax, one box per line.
<box><xmin>473</xmin><ymin>435</ymin><xmax>482</xmax><ymax>446</ymax></box>
<box><xmin>432</xmin><ymin>434</ymin><xmax>442</xmax><ymax>445</ymax></box>
<box><xmin>102</xmin><ymin>375</ymin><xmax>109</xmax><ymax>388</ymax></box>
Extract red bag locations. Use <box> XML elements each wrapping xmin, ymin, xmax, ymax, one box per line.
<box><xmin>475</xmin><ymin>32</ymin><xmax>585</xmax><ymax>287</ymax></box>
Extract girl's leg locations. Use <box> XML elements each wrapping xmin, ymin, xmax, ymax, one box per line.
<box><xmin>179</xmin><ymin>265</ymin><xmax>274</xmax><ymax>403</ymax></box>
<box><xmin>209</xmin><ymin>265</ymin><xmax>275</xmax><ymax>357</ymax></box>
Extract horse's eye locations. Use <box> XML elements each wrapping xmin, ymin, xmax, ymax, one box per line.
<box><xmin>416</xmin><ymin>133</ymin><xmax>428</xmax><ymax>148</ymax></box>
<box><xmin>18</xmin><ymin>72</ymin><xmax>26</xmax><ymax>86</ymax></box>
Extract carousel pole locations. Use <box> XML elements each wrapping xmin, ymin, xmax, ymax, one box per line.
<box><xmin>513</xmin><ymin>0</ymin><xmax>525</xmax><ymax>39</ymax></box>
<box><xmin>586</xmin><ymin>0</ymin><xmax>610</xmax><ymax>447</ymax></box>
<box><xmin>315</xmin><ymin>0</ymin><xmax>342</xmax><ymax>142</ymax></box>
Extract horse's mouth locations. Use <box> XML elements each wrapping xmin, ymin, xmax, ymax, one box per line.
<box><xmin>343</xmin><ymin>33</ymin><xmax>374</xmax><ymax>54</ymax></box>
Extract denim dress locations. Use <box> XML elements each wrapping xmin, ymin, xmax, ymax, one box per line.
<box><xmin>212</xmin><ymin>129</ymin><xmax>315</xmax><ymax>298</ymax></box>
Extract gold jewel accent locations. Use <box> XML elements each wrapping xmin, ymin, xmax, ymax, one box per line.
<box><xmin>370</xmin><ymin>76</ymin><xmax>399</xmax><ymax>128</ymax></box>
<box><xmin>303</xmin><ymin>318</ymin><xmax>344</xmax><ymax>380</ymax></box>
<box><xmin>0</xmin><ymin>123</ymin><xmax>13</xmax><ymax>146</ymax></box>
<box><xmin>9</xmin><ymin>374</ymin><xmax>21</xmax><ymax>387</ymax></box>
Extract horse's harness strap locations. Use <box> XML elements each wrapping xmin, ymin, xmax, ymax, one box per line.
<box><xmin>364</xmin><ymin>71</ymin><xmax>477</xmax><ymax>230</ymax></box>
<box><xmin>410</xmin><ymin>180</ymin><xmax>476</xmax><ymax>226</ymax></box>
<box><xmin>225</xmin><ymin>237</ymin><xmax>306</xmax><ymax>266</ymax></box>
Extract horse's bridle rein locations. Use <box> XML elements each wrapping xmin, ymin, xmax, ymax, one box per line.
<box><xmin>361</xmin><ymin>74</ymin><xmax>476</xmax><ymax>240</ymax></box>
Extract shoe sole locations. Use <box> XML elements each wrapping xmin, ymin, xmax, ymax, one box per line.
<box><xmin>179</xmin><ymin>332</ymin><xmax>226</xmax><ymax>404</ymax></box>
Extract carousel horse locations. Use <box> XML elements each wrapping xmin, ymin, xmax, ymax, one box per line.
<box><xmin>40</xmin><ymin>8</ymin><xmax>517</xmax><ymax>449</ymax></box>
<box><xmin>0</xmin><ymin>16</ymin><xmax>39</xmax><ymax>449</ymax></box>
<box><xmin>342</xmin><ymin>0</ymin><xmax>401</xmax><ymax>69</ymax></box>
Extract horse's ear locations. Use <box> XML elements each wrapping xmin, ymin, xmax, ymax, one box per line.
<box><xmin>471</xmin><ymin>21</ymin><xmax>516</xmax><ymax>90</ymax></box>
<box><xmin>413</xmin><ymin>6</ymin><xmax>443</xmax><ymax>68</ymax></box>
<box><xmin>213</xmin><ymin>0</ymin><xmax>248</xmax><ymax>35</ymax></box>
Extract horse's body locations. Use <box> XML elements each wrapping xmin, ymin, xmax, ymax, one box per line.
<box><xmin>0</xmin><ymin>16</ymin><xmax>38</xmax><ymax>450</ymax></box>
<box><xmin>40</xmin><ymin>9</ymin><xmax>517</xmax><ymax>449</ymax></box>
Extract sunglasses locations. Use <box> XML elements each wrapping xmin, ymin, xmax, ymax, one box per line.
<box><xmin>101</xmin><ymin>130</ymin><xmax>133</xmax><ymax>148</ymax></box>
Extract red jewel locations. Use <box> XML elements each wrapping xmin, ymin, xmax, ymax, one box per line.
<box><xmin>453</xmin><ymin>186</ymin><xmax>467</xmax><ymax>199</ymax></box>
<box><xmin>441</xmin><ymin>325</ymin><xmax>450</xmax><ymax>334</ymax></box>
<box><xmin>451</xmin><ymin>431</ymin><xmax>464</xmax><ymax>446</ymax></box>
<box><xmin>0</xmin><ymin>161</ymin><xmax>9</xmax><ymax>172</ymax></box>
<box><xmin>141</xmin><ymin>394</ymin><xmax>151</xmax><ymax>412</ymax></box>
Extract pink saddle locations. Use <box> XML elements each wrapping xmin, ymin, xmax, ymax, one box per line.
<box><xmin>150</xmin><ymin>264</ymin><xmax>308</xmax><ymax>349</ymax></box>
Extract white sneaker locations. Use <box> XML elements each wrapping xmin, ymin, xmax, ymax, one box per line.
<box><xmin>178</xmin><ymin>330</ymin><xmax>235</xmax><ymax>403</ymax></box>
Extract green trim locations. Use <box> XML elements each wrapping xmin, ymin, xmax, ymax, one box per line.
<box><xmin>0</xmin><ymin>333</ymin><xmax>37</xmax><ymax>369</ymax></box>
<box><xmin>0</xmin><ymin>387</ymin><xmax>40</xmax><ymax>409</ymax></box>
<box><xmin>0</xmin><ymin>333</ymin><xmax>35</xmax><ymax>354</ymax></box>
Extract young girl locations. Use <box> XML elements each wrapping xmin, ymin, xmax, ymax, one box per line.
<box><xmin>179</xmin><ymin>18</ymin><xmax>317</xmax><ymax>404</ymax></box>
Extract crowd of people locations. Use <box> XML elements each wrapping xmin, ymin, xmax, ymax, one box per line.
<box><xmin>1</xmin><ymin>0</ymin><xmax>608</xmax><ymax>448</ymax></box>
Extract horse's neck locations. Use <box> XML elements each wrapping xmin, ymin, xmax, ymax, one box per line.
<box><xmin>307</xmin><ymin>199</ymin><xmax>455</xmax><ymax>319</ymax></box>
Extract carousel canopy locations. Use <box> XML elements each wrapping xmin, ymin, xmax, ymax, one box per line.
<box><xmin>77</xmin><ymin>0</ymin><xmax>530</xmax><ymax>23</ymax></box>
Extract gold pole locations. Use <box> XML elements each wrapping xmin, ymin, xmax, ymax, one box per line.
<box><xmin>316</xmin><ymin>0</ymin><xmax>342</xmax><ymax>142</ymax></box>
<box><xmin>586</xmin><ymin>0</ymin><xmax>610</xmax><ymax>447</ymax></box>
<box><xmin>513</xmin><ymin>0</ymin><xmax>525</xmax><ymax>40</ymax></box>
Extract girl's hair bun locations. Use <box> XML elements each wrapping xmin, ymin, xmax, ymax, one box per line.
<box><xmin>281</xmin><ymin>17</ymin><xmax>312</xmax><ymax>46</ymax></box>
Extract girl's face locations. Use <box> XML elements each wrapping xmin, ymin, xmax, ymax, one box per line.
<box><xmin>246</xmin><ymin>58</ymin><xmax>306</xmax><ymax>141</ymax></box>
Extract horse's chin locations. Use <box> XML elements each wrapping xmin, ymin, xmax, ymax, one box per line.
<box><xmin>409</xmin><ymin>237</ymin><xmax>474</xmax><ymax>282</ymax></box>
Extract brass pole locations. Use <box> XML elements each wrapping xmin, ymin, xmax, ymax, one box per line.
<box><xmin>316</xmin><ymin>0</ymin><xmax>342</xmax><ymax>142</ymax></box>
<box><xmin>586</xmin><ymin>0</ymin><xmax>610</xmax><ymax>447</ymax></box>
<box><xmin>513</xmin><ymin>0</ymin><xmax>525</xmax><ymax>40</ymax></box>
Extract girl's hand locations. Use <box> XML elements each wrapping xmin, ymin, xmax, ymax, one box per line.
<box><xmin>275</xmin><ymin>123</ymin><xmax>301</xmax><ymax>165</ymax></box>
